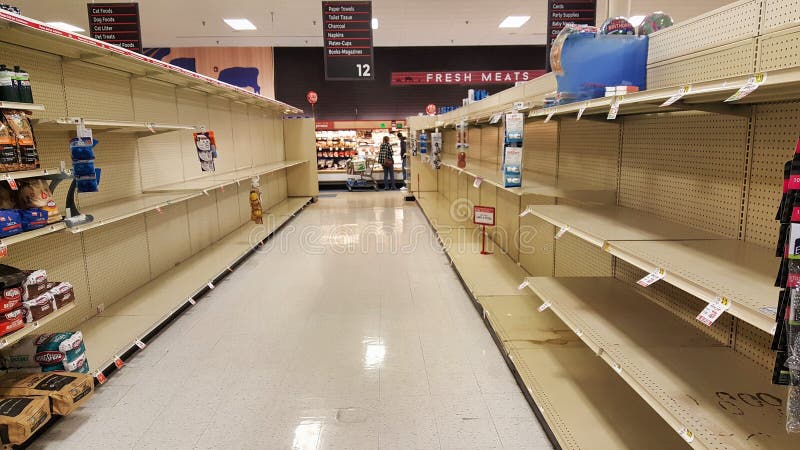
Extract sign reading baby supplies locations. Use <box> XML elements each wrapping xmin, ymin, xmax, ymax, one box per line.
<box><xmin>193</xmin><ymin>130</ymin><xmax>218</xmax><ymax>172</ymax></box>
<box><xmin>473</xmin><ymin>206</ymin><xmax>495</xmax><ymax>226</ymax></box>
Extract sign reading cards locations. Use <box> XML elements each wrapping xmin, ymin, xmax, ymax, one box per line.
<box><xmin>87</xmin><ymin>3</ymin><xmax>143</xmax><ymax>53</ymax></box>
<box><xmin>322</xmin><ymin>1</ymin><xmax>374</xmax><ymax>80</ymax></box>
<box><xmin>546</xmin><ymin>0</ymin><xmax>597</xmax><ymax>70</ymax></box>
<box><xmin>473</xmin><ymin>206</ymin><xmax>496</xmax><ymax>226</ymax></box>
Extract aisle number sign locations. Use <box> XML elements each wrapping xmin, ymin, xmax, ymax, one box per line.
<box><xmin>473</xmin><ymin>206</ymin><xmax>495</xmax><ymax>226</ymax></box>
<box><xmin>322</xmin><ymin>1</ymin><xmax>374</xmax><ymax>80</ymax></box>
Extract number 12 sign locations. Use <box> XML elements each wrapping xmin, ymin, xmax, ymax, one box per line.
<box><xmin>322</xmin><ymin>1</ymin><xmax>374</xmax><ymax>80</ymax></box>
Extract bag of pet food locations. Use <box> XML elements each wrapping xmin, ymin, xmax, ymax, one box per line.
<box><xmin>0</xmin><ymin>210</ymin><xmax>21</xmax><ymax>238</ymax></box>
<box><xmin>15</xmin><ymin>180</ymin><xmax>58</xmax><ymax>223</ymax></box>
<box><xmin>23</xmin><ymin>292</ymin><xmax>54</xmax><ymax>322</ymax></box>
<box><xmin>0</xmin><ymin>372</ymin><xmax>93</xmax><ymax>415</ymax></box>
<box><xmin>0</xmin><ymin>396</ymin><xmax>50</xmax><ymax>445</ymax></box>
<box><xmin>47</xmin><ymin>282</ymin><xmax>74</xmax><ymax>309</ymax></box>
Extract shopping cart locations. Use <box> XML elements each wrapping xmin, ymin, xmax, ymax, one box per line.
<box><xmin>346</xmin><ymin>158</ymin><xmax>378</xmax><ymax>191</ymax></box>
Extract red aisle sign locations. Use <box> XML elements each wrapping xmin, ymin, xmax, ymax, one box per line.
<box><xmin>473</xmin><ymin>206</ymin><xmax>495</xmax><ymax>226</ymax></box>
<box><xmin>307</xmin><ymin>91</ymin><xmax>318</xmax><ymax>104</ymax></box>
<box><xmin>425</xmin><ymin>104</ymin><xmax>437</xmax><ymax>116</ymax></box>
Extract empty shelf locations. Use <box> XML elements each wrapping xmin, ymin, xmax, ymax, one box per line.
<box><xmin>524</xmin><ymin>277</ymin><xmax>799</xmax><ymax>449</ymax></box>
<box><xmin>70</xmin><ymin>192</ymin><xmax>202</xmax><ymax>233</ymax></box>
<box><xmin>145</xmin><ymin>160</ymin><xmax>307</xmax><ymax>193</ymax></box>
<box><xmin>33</xmin><ymin>118</ymin><xmax>197</xmax><ymax>136</ymax></box>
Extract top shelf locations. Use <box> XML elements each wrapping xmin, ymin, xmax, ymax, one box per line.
<box><xmin>0</xmin><ymin>12</ymin><xmax>301</xmax><ymax>114</ymax></box>
<box><xmin>33</xmin><ymin>118</ymin><xmax>197</xmax><ymax>136</ymax></box>
<box><xmin>524</xmin><ymin>204</ymin><xmax>779</xmax><ymax>334</ymax></box>
<box><xmin>0</xmin><ymin>101</ymin><xmax>44</xmax><ymax>111</ymax></box>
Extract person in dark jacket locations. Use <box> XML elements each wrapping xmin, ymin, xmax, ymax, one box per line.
<box><xmin>398</xmin><ymin>132</ymin><xmax>408</xmax><ymax>181</ymax></box>
<box><xmin>378</xmin><ymin>136</ymin><xmax>396</xmax><ymax>190</ymax></box>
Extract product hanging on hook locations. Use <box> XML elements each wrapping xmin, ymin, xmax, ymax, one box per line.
<box><xmin>193</xmin><ymin>128</ymin><xmax>217</xmax><ymax>172</ymax></box>
<box><xmin>249</xmin><ymin>176</ymin><xmax>263</xmax><ymax>224</ymax></box>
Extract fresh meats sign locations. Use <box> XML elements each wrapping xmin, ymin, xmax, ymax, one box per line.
<box><xmin>391</xmin><ymin>70</ymin><xmax>545</xmax><ymax>86</ymax></box>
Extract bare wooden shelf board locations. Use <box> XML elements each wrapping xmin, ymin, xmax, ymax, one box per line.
<box><xmin>81</xmin><ymin>197</ymin><xmax>311</xmax><ymax>372</ymax></box>
<box><xmin>145</xmin><ymin>160</ymin><xmax>308</xmax><ymax>193</ymax></box>
<box><xmin>524</xmin><ymin>277</ymin><xmax>799</xmax><ymax>449</ymax></box>
<box><xmin>71</xmin><ymin>192</ymin><xmax>203</xmax><ymax>233</ymax></box>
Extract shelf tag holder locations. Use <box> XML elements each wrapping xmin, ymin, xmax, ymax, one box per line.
<box><xmin>0</xmin><ymin>242</ymin><xmax>7</xmax><ymax>259</ymax></box>
<box><xmin>113</xmin><ymin>356</ymin><xmax>124</xmax><ymax>369</ymax></box>
<box><xmin>637</xmin><ymin>268</ymin><xmax>666</xmax><ymax>287</ymax></box>
<box><xmin>577</xmin><ymin>102</ymin><xmax>588</xmax><ymax>120</ymax></box>
<box><xmin>607</xmin><ymin>96</ymin><xmax>623</xmax><ymax>120</ymax></box>
<box><xmin>543</xmin><ymin>109</ymin><xmax>555</xmax><ymax>123</ymax></box>
<box><xmin>696</xmin><ymin>296</ymin><xmax>731</xmax><ymax>326</ymax></box>
<box><xmin>7</xmin><ymin>178</ymin><xmax>17</xmax><ymax>191</ymax></box>
<box><xmin>95</xmin><ymin>371</ymin><xmax>107</xmax><ymax>384</ymax></box>
<box><xmin>555</xmin><ymin>225</ymin><xmax>570</xmax><ymax>240</ymax></box>
<box><xmin>678</xmin><ymin>427</ymin><xmax>694</xmax><ymax>443</ymax></box>
<box><xmin>473</xmin><ymin>177</ymin><xmax>483</xmax><ymax>188</ymax></box>
<box><xmin>145</xmin><ymin>122</ymin><xmax>156</xmax><ymax>134</ymax></box>
<box><xmin>134</xmin><ymin>340</ymin><xmax>146</xmax><ymax>349</ymax></box>
<box><xmin>661</xmin><ymin>85</ymin><xmax>691</xmax><ymax>107</ymax></box>
<box><xmin>537</xmin><ymin>302</ymin><xmax>551</xmax><ymax>312</ymax></box>
<box><xmin>725</xmin><ymin>72</ymin><xmax>766</xmax><ymax>102</ymax></box>
<box><xmin>518</xmin><ymin>280</ymin><xmax>530</xmax><ymax>291</ymax></box>
<box><xmin>188</xmin><ymin>297</ymin><xmax>197</xmax><ymax>305</ymax></box>
<box><xmin>519</xmin><ymin>206</ymin><xmax>532</xmax><ymax>217</ymax></box>
<box><xmin>207</xmin><ymin>282</ymin><xmax>215</xmax><ymax>290</ymax></box>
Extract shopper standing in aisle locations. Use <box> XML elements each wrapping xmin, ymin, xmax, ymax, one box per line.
<box><xmin>398</xmin><ymin>132</ymin><xmax>407</xmax><ymax>181</ymax></box>
<box><xmin>378</xmin><ymin>135</ymin><xmax>396</xmax><ymax>190</ymax></box>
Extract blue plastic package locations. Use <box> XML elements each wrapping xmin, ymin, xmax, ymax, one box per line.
<box><xmin>72</xmin><ymin>160</ymin><xmax>95</xmax><ymax>177</ymax></box>
<box><xmin>76</xmin><ymin>168</ymin><xmax>101</xmax><ymax>193</ymax></box>
<box><xmin>0</xmin><ymin>210</ymin><xmax>22</xmax><ymax>237</ymax></box>
<box><xmin>20</xmin><ymin>209</ymin><xmax>48</xmax><ymax>231</ymax></box>
<box><xmin>69</xmin><ymin>137</ymin><xmax>98</xmax><ymax>160</ymax></box>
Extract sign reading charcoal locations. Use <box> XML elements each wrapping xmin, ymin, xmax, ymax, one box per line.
<box><xmin>322</xmin><ymin>1</ymin><xmax>374</xmax><ymax>80</ymax></box>
<box><xmin>87</xmin><ymin>3</ymin><xmax>143</xmax><ymax>53</ymax></box>
<box><xmin>546</xmin><ymin>0</ymin><xmax>596</xmax><ymax>70</ymax></box>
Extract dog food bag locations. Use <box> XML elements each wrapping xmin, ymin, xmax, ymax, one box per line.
<box><xmin>20</xmin><ymin>270</ymin><xmax>46</xmax><ymax>301</ymax></box>
<box><xmin>23</xmin><ymin>292</ymin><xmax>54</xmax><ymax>322</ymax></box>
<box><xmin>0</xmin><ymin>396</ymin><xmax>50</xmax><ymax>445</ymax></box>
<box><xmin>0</xmin><ymin>308</ymin><xmax>24</xmax><ymax>338</ymax></box>
<box><xmin>0</xmin><ymin>372</ymin><xmax>93</xmax><ymax>415</ymax></box>
<box><xmin>47</xmin><ymin>282</ymin><xmax>74</xmax><ymax>309</ymax></box>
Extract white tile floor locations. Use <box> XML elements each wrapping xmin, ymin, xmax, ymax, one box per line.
<box><xmin>30</xmin><ymin>192</ymin><xmax>552</xmax><ymax>450</ymax></box>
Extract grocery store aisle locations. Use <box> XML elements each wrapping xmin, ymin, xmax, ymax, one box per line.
<box><xmin>31</xmin><ymin>192</ymin><xmax>551</xmax><ymax>450</ymax></box>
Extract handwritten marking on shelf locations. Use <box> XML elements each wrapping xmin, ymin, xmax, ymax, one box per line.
<box><xmin>637</xmin><ymin>268</ymin><xmax>666</xmax><ymax>287</ymax></box>
<box><xmin>696</xmin><ymin>297</ymin><xmax>731</xmax><ymax>326</ymax></box>
<box><xmin>716</xmin><ymin>392</ymin><xmax>782</xmax><ymax>417</ymax></box>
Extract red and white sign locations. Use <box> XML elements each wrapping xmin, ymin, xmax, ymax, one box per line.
<box><xmin>307</xmin><ymin>90</ymin><xmax>318</xmax><ymax>105</ymax></box>
<box><xmin>473</xmin><ymin>206</ymin><xmax>496</xmax><ymax>226</ymax></box>
<box><xmin>392</xmin><ymin>70</ymin><xmax>546</xmax><ymax>86</ymax></box>
<box><xmin>425</xmin><ymin>104</ymin><xmax>437</xmax><ymax>116</ymax></box>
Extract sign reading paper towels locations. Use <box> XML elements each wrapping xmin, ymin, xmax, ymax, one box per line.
<box><xmin>503</xmin><ymin>113</ymin><xmax>524</xmax><ymax>188</ymax></box>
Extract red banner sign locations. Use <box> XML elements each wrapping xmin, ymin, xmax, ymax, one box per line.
<box><xmin>391</xmin><ymin>70</ymin><xmax>545</xmax><ymax>86</ymax></box>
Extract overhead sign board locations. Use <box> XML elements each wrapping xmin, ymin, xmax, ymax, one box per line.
<box><xmin>322</xmin><ymin>1</ymin><xmax>374</xmax><ymax>80</ymax></box>
<box><xmin>546</xmin><ymin>0</ymin><xmax>597</xmax><ymax>70</ymax></box>
<box><xmin>391</xmin><ymin>70</ymin><xmax>546</xmax><ymax>86</ymax></box>
<box><xmin>87</xmin><ymin>2</ymin><xmax>143</xmax><ymax>53</ymax></box>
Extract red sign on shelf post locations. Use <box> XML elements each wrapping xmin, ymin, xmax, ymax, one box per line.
<box><xmin>425</xmin><ymin>104</ymin><xmax>437</xmax><ymax>116</ymax></box>
<box><xmin>306</xmin><ymin>91</ymin><xmax>318</xmax><ymax>105</ymax></box>
<box><xmin>473</xmin><ymin>206</ymin><xmax>495</xmax><ymax>255</ymax></box>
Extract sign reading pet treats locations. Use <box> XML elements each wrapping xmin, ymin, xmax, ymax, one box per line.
<box><xmin>193</xmin><ymin>131</ymin><xmax>217</xmax><ymax>172</ymax></box>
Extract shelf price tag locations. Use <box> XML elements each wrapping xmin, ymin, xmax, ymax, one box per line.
<box><xmin>518</xmin><ymin>280</ymin><xmax>530</xmax><ymax>291</ymax></box>
<box><xmin>473</xmin><ymin>177</ymin><xmax>483</xmax><ymax>188</ymax></box>
<box><xmin>637</xmin><ymin>268</ymin><xmax>666</xmax><ymax>287</ymax></box>
<box><xmin>134</xmin><ymin>340</ymin><xmax>146</xmax><ymax>349</ymax></box>
<box><xmin>7</xmin><ymin>179</ymin><xmax>17</xmax><ymax>191</ymax></box>
<box><xmin>577</xmin><ymin>102</ymin><xmax>588</xmax><ymax>121</ymax></box>
<box><xmin>725</xmin><ymin>72</ymin><xmax>766</xmax><ymax>102</ymax></box>
<box><xmin>145</xmin><ymin>122</ymin><xmax>156</xmax><ymax>134</ymax></box>
<box><xmin>543</xmin><ymin>109</ymin><xmax>555</xmax><ymax>123</ymax></box>
<box><xmin>696</xmin><ymin>296</ymin><xmax>731</xmax><ymax>326</ymax></box>
<box><xmin>0</xmin><ymin>243</ymin><xmax>7</xmax><ymax>259</ymax></box>
<box><xmin>661</xmin><ymin>85</ymin><xmax>691</xmax><ymax>107</ymax></box>
<box><xmin>207</xmin><ymin>282</ymin><xmax>215</xmax><ymax>290</ymax></box>
<box><xmin>678</xmin><ymin>427</ymin><xmax>694</xmax><ymax>443</ymax></box>
<box><xmin>537</xmin><ymin>302</ymin><xmax>551</xmax><ymax>312</ymax></box>
<box><xmin>113</xmin><ymin>356</ymin><xmax>124</xmax><ymax>369</ymax></box>
<box><xmin>607</xmin><ymin>96</ymin><xmax>623</xmax><ymax>120</ymax></box>
<box><xmin>95</xmin><ymin>371</ymin><xmax>107</xmax><ymax>384</ymax></box>
<box><xmin>187</xmin><ymin>297</ymin><xmax>196</xmax><ymax>305</ymax></box>
<box><xmin>555</xmin><ymin>226</ymin><xmax>570</xmax><ymax>240</ymax></box>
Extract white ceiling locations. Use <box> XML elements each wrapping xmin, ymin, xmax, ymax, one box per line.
<box><xmin>9</xmin><ymin>0</ymin><xmax>734</xmax><ymax>48</ymax></box>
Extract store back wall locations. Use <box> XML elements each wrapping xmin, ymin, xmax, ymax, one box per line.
<box><xmin>274</xmin><ymin>46</ymin><xmax>545</xmax><ymax>120</ymax></box>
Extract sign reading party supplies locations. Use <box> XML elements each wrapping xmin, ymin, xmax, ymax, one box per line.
<box><xmin>473</xmin><ymin>206</ymin><xmax>496</xmax><ymax>226</ymax></box>
<box><xmin>86</xmin><ymin>3</ymin><xmax>143</xmax><ymax>53</ymax></box>
<box><xmin>391</xmin><ymin>70</ymin><xmax>546</xmax><ymax>86</ymax></box>
<box><xmin>502</xmin><ymin>113</ymin><xmax>524</xmax><ymax>188</ymax></box>
<box><xmin>546</xmin><ymin>0</ymin><xmax>597</xmax><ymax>70</ymax></box>
<box><xmin>322</xmin><ymin>1</ymin><xmax>374</xmax><ymax>80</ymax></box>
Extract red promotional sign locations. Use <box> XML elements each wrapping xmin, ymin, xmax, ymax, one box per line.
<box><xmin>392</xmin><ymin>70</ymin><xmax>546</xmax><ymax>86</ymax></box>
<box><xmin>425</xmin><ymin>104</ymin><xmax>436</xmax><ymax>116</ymax></box>
<box><xmin>307</xmin><ymin>91</ymin><xmax>318</xmax><ymax>104</ymax></box>
<box><xmin>473</xmin><ymin>206</ymin><xmax>496</xmax><ymax>226</ymax></box>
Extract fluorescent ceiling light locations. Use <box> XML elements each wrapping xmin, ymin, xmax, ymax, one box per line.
<box><xmin>45</xmin><ymin>22</ymin><xmax>85</xmax><ymax>33</ymax></box>
<box><xmin>371</xmin><ymin>18</ymin><xmax>379</xmax><ymax>29</ymax></box>
<box><xmin>224</xmin><ymin>18</ymin><xmax>257</xmax><ymax>31</ymax></box>
<box><xmin>628</xmin><ymin>15</ymin><xmax>645</xmax><ymax>28</ymax></box>
<box><xmin>499</xmin><ymin>16</ymin><xmax>530</xmax><ymax>28</ymax></box>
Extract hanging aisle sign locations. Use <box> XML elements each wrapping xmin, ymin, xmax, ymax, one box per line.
<box><xmin>86</xmin><ymin>3</ymin><xmax>143</xmax><ymax>53</ymax></box>
<box><xmin>322</xmin><ymin>1</ymin><xmax>374</xmax><ymax>80</ymax></box>
<box><xmin>546</xmin><ymin>0</ymin><xmax>597</xmax><ymax>70</ymax></box>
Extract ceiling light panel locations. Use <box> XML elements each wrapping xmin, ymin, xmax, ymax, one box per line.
<box><xmin>499</xmin><ymin>16</ymin><xmax>530</xmax><ymax>28</ymax></box>
<box><xmin>224</xmin><ymin>18</ymin><xmax>257</xmax><ymax>31</ymax></box>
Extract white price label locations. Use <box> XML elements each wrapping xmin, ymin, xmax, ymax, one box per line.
<box><xmin>537</xmin><ymin>302</ymin><xmax>551</xmax><ymax>312</ymax></box>
<box><xmin>473</xmin><ymin>177</ymin><xmax>483</xmax><ymax>188</ymax></box>
<box><xmin>696</xmin><ymin>297</ymin><xmax>731</xmax><ymax>326</ymax></box>
<box><xmin>577</xmin><ymin>102</ymin><xmax>588</xmax><ymax>121</ymax></box>
<box><xmin>544</xmin><ymin>110</ymin><xmax>554</xmax><ymax>123</ymax></box>
<box><xmin>134</xmin><ymin>340</ymin><xmax>146</xmax><ymax>349</ymax></box>
<box><xmin>637</xmin><ymin>268</ymin><xmax>666</xmax><ymax>287</ymax></box>
<box><xmin>679</xmin><ymin>427</ymin><xmax>695</xmax><ymax>443</ymax></box>
<box><xmin>575</xmin><ymin>329</ymin><xmax>583</xmax><ymax>337</ymax></box>
<box><xmin>519</xmin><ymin>207</ymin><xmax>531</xmax><ymax>218</ymax></box>
<box><xmin>146</xmin><ymin>122</ymin><xmax>156</xmax><ymax>133</ymax></box>
<box><xmin>607</xmin><ymin>97</ymin><xmax>622</xmax><ymax>120</ymax></box>
<box><xmin>611</xmin><ymin>362</ymin><xmax>622</xmax><ymax>373</ymax></box>
<box><xmin>513</xmin><ymin>101</ymin><xmax>525</xmax><ymax>111</ymax></box>
<box><xmin>187</xmin><ymin>297</ymin><xmax>196</xmax><ymax>305</ymax></box>
<box><xmin>661</xmin><ymin>85</ymin><xmax>691</xmax><ymax>107</ymax></box>
<box><xmin>207</xmin><ymin>282</ymin><xmax>215</xmax><ymax>289</ymax></box>
<box><xmin>518</xmin><ymin>280</ymin><xmax>530</xmax><ymax>291</ymax></box>
<box><xmin>555</xmin><ymin>226</ymin><xmax>570</xmax><ymax>240</ymax></box>
<box><xmin>725</xmin><ymin>73</ymin><xmax>766</xmax><ymax>102</ymax></box>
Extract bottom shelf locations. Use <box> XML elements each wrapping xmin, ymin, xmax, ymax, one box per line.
<box><xmin>81</xmin><ymin>196</ymin><xmax>311</xmax><ymax>372</ymax></box>
<box><xmin>415</xmin><ymin>196</ymin><xmax>688</xmax><ymax>449</ymax></box>
<box><xmin>525</xmin><ymin>277</ymin><xmax>799</xmax><ymax>449</ymax></box>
